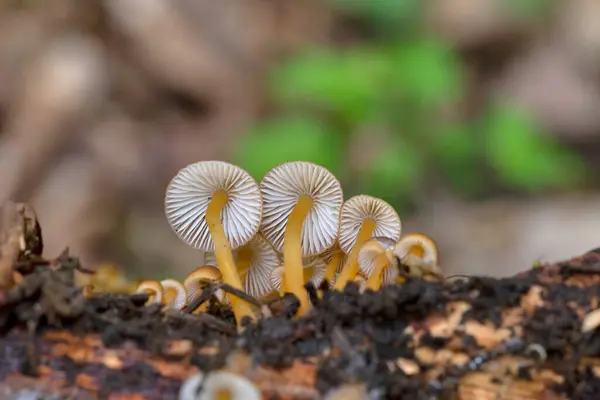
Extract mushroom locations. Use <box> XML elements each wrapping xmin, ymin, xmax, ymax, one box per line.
<box><xmin>269</xmin><ymin>257</ymin><xmax>326</xmax><ymax>297</ymax></box>
<box><xmin>179</xmin><ymin>370</ymin><xmax>261</xmax><ymax>400</ymax></box>
<box><xmin>184</xmin><ymin>265</ymin><xmax>225</xmax><ymax>313</ymax></box>
<box><xmin>321</xmin><ymin>244</ymin><xmax>346</xmax><ymax>287</ymax></box>
<box><xmin>260</xmin><ymin>161</ymin><xmax>343</xmax><ymax>314</ymax></box>
<box><xmin>205</xmin><ymin>233</ymin><xmax>279</xmax><ymax>301</ymax></box>
<box><xmin>392</xmin><ymin>233</ymin><xmax>442</xmax><ymax>278</ymax></box>
<box><xmin>334</xmin><ymin>195</ymin><xmax>401</xmax><ymax>290</ymax></box>
<box><xmin>161</xmin><ymin>279</ymin><xmax>187</xmax><ymax>310</ymax></box>
<box><xmin>360</xmin><ymin>237</ymin><xmax>398</xmax><ymax>290</ymax></box>
<box><xmin>135</xmin><ymin>280</ymin><xmax>164</xmax><ymax>305</ymax></box>
<box><xmin>165</xmin><ymin>161</ymin><xmax>262</xmax><ymax>323</ymax></box>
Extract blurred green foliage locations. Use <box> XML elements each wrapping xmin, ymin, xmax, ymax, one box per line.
<box><xmin>235</xmin><ymin>0</ymin><xmax>585</xmax><ymax>210</ymax></box>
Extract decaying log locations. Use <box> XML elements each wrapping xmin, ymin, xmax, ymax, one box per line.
<box><xmin>2</xmin><ymin>249</ymin><xmax>600</xmax><ymax>399</ymax></box>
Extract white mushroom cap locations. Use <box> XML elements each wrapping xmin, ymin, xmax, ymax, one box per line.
<box><xmin>205</xmin><ymin>234</ymin><xmax>279</xmax><ymax>299</ymax></box>
<box><xmin>269</xmin><ymin>256</ymin><xmax>326</xmax><ymax>292</ymax></box>
<box><xmin>338</xmin><ymin>195</ymin><xmax>401</xmax><ymax>254</ymax></box>
<box><xmin>357</xmin><ymin>237</ymin><xmax>398</xmax><ymax>284</ymax></box>
<box><xmin>179</xmin><ymin>371</ymin><xmax>261</xmax><ymax>400</ymax></box>
<box><xmin>165</xmin><ymin>161</ymin><xmax>262</xmax><ymax>252</ymax></box>
<box><xmin>260</xmin><ymin>161</ymin><xmax>343</xmax><ymax>257</ymax></box>
<box><xmin>160</xmin><ymin>279</ymin><xmax>187</xmax><ymax>310</ymax></box>
<box><xmin>392</xmin><ymin>233</ymin><xmax>439</xmax><ymax>265</ymax></box>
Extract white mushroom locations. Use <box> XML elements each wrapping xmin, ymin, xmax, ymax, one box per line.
<box><xmin>205</xmin><ymin>234</ymin><xmax>278</xmax><ymax>300</ymax></box>
<box><xmin>165</xmin><ymin>161</ymin><xmax>262</xmax><ymax>323</ymax></box>
<box><xmin>179</xmin><ymin>371</ymin><xmax>261</xmax><ymax>400</ymax></box>
<box><xmin>260</xmin><ymin>161</ymin><xmax>343</xmax><ymax>314</ymax></box>
<box><xmin>161</xmin><ymin>279</ymin><xmax>187</xmax><ymax>310</ymax></box>
<box><xmin>358</xmin><ymin>237</ymin><xmax>398</xmax><ymax>290</ymax></box>
<box><xmin>334</xmin><ymin>195</ymin><xmax>401</xmax><ymax>289</ymax></box>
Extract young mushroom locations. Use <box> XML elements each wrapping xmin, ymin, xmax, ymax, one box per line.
<box><xmin>179</xmin><ymin>370</ymin><xmax>261</xmax><ymax>400</ymax></box>
<box><xmin>392</xmin><ymin>233</ymin><xmax>441</xmax><ymax>279</ymax></box>
<box><xmin>161</xmin><ymin>279</ymin><xmax>187</xmax><ymax>310</ymax></box>
<box><xmin>321</xmin><ymin>243</ymin><xmax>346</xmax><ymax>287</ymax></box>
<box><xmin>359</xmin><ymin>237</ymin><xmax>397</xmax><ymax>290</ymax></box>
<box><xmin>165</xmin><ymin>161</ymin><xmax>262</xmax><ymax>324</ymax></box>
<box><xmin>205</xmin><ymin>233</ymin><xmax>278</xmax><ymax>301</ymax></box>
<box><xmin>334</xmin><ymin>195</ymin><xmax>401</xmax><ymax>290</ymax></box>
<box><xmin>135</xmin><ymin>280</ymin><xmax>164</xmax><ymax>305</ymax></box>
<box><xmin>260</xmin><ymin>161</ymin><xmax>343</xmax><ymax>314</ymax></box>
<box><xmin>184</xmin><ymin>265</ymin><xmax>224</xmax><ymax>313</ymax></box>
<box><xmin>269</xmin><ymin>257</ymin><xmax>326</xmax><ymax>296</ymax></box>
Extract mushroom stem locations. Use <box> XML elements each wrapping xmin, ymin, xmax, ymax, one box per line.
<box><xmin>333</xmin><ymin>219</ymin><xmax>376</xmax><ymax>290</ymax></box>
<box><xmin>365</xmin><ymin>253</ymin><xmax>390</xmax><ymax>291</ymax></box>
<box><xmin>236</xmin><ymin>247</ymin><xmax>252</xmax><ymax>282</ymax></box>
<box><xmin>324</xmin><ymin>251</ymin><xmax>342</xmax><ymax>284</ymax></box>
<box><xmin>216</xmin><ymin>389</ymin><xmax>232</xmax><ymax>400</ymax></box>
<box><xmin>206</xmin><ymin>189</ymin><xmax>255</xmax><ymax>323</ymax></box>
<box><xmin>283</xmin><ymin>194</ymin><xmax>313</xmax><ymax>315</ymax></box>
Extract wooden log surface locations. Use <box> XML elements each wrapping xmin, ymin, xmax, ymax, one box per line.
<box><xmin>2</xmin><ymin>249</ymin><xmax>600</xmax><ymax>399</ymax></box>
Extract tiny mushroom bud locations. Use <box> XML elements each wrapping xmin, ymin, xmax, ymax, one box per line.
<box><xmin>179</xmin><ymin>370</ymin><xmax>261</xmax><ymax>400</ymax></box>
<box><xmin>260</xmin><ymin>161</ymin><xmax>343</xmax><ymax>315</ymax></box>
<box><xmin>161</xmin><ymin>279</ymin><xmax>187</xmax><ymax>310</ymax></box>
<box><xmin>334</xmin><ymin>195</ymin><xmax>401</xmax><ymax>290</ymax></box>
<box><xmin>184</xmin><ymin>265</ymin><xmax>225</xmax><ymax>312</ymax></box>
<box><xmin>393</xmin><ymin>233</ymin><xmax>441</xmax><ymax>278</ymax></box>
<box><xmin>165</xmin><ymin>161</ymin><xmax>262</xmax><ymax>324</ymax></box>
<box><xmin>135</xmin><ymin>280</ymin><xmax>164</xmax><ymax>305</ymax></box>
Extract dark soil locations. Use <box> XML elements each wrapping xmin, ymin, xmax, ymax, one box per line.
<box><xmin>2</xmin><ymin>249</ymin><xmax>600</xmax><ymax>399</ymax></box>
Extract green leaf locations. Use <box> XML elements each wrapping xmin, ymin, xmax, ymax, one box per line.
<box><xmin>365</xmin><ymin>142</ymin><xmax>421</xmax><ymax>202</ymax></box>
<box><xmin>483</xmin><ymin>104</ymin><xmax>585</xmax><ymax>191</ymax></box>
<box><xmin>270</xmin><ymin>48</ymin><xmax>387</xmax><ymax>123</ymax></box>
<box><xmin>235</xmin><ymin>115</ymin><xmax>343</xmax><ymax>180</ymax></box>
<box><xmin>387</xmin><ymin>38</ymin><xmax>464</xmax><ymax>108</ymax></box>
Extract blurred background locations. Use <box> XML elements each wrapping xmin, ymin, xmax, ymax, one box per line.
<box><xmin>1</xmin><ymin>0</ymin><xmax>599</xmax><ymax>280</ymax></box>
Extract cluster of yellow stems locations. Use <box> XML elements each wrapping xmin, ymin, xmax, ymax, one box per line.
<box><xmin>135</xmin><ymin>161</ymin><xmax>442</xmax><ymax>326</ymax></box>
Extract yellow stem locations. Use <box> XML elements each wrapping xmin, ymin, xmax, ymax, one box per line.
<box><xmin>164</xmin><ymin>287</ymin><xmax>177</xmax><ymax>306</ymax></box>
<box><xmin>206</xmin><ymin>190</ymin><xmax>255</xmax><ymax>324</ymax></box>
<box><xmin>324</xmin><ymin>251</ymin><xmax>342</xmax><ymax>284</ymax></box>
<box><xmin>237</xmin><ymin>247</ymin><xmax>252</xmax><ymax>284</ymax></box>
<box><xmin>365</xmin><ymin>253</ymin><xmax>389</xmax><ymax>291</ymax></box>
<box><xmin>216</xmin><ymin>389</ymin><xmax>231</xmax><ymax>400</ymax></box>
<box><xmin>279</xmin><ymin>275</ymin><xmax>286</xmax><ymax>297</ymax></box>
<box><xmin>283</xmin><ymin>195</ymin><xmax>313</xmax><ymax>315</ymax></box>
<box><xmin>333</xmin><ymin>220</ymin><xmax>376</xmax><ymax>290</ymax></box>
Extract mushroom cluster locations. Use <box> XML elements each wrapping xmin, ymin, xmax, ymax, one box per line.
<box><xmin>134</xmin><ymin>161</ymin><xmax>442</xmax><ymax>325</ymax></box>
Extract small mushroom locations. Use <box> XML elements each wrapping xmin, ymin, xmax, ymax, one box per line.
<box><xmin>179</xmin><ymin>370</ymin><xmax>261</xmax><ymax>400</ymax></box>
<box><xmin>135</xmin><ymin>280</ymin><xmax>164</xmax><ymax>305</ymax></box>
<box><xmin>334</xmin><ymin>195</ymin><xmax>401</xmax><ymax>290</ymax></box>
<box><xmin>165</xmin><ymin>161</ymin><xmax>262</xmax><ymax>324</ymax></box>
<box><xmin>260</xmin><ymin>161</ymin><xmax>343</xmax><ymax>314</ymax></box>
<box><xmin>184</xmin><ymin>265</ymin><xmax>224</xmax><ymax>313</ymax></box>
<box><xmin>583</xmin><ymin>308</ymin><xmax>600</xmax><ymax>333</ymax></box>
<box><xmin>359</xmin><ymin>237</ymin><xmax>397</xmax><ymax>290</ymax></box>
<box><xmin>393</xmin><ymin>233</ymin><xmax>441</xmax><ymax>278</ymax></box>
<box><xmin>161</xmin><ymin>279</ymin><xmax>187</xmax><ymax>310</ymax></box>
<box><xmin>321</xmin><ymin>243</ymin><xmax>346</xmax><ymax>287</ymax></box>
<box><xmin>269</xmin><ymin>257</ymin><xmax>326</xmax><ymax>296</ymax></box>
<box><xmin>205</xmin><ymin>233</ymin><xmax>279</xmax><ymax>300</ymax></box>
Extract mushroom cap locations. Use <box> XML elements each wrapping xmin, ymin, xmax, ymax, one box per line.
<box><xmin>338</xmin><ymin>195</ymin><xmax>401</xmax><ymax>254</ymax></box>
<box><xmin>260</xmin><ymin>161</ymin><xmax>343</xmax><ymax>257</ymax></box>
<box><xmin>205</xmin><ymin>234</ymin><xmax>279</xmax><ymax>299</ymax></box>
<box><xmin>135</xmin><ymin>280</ymin><xmax>164</xmax><ymax>304</ymax></box>
<box><xmin>179</xmin><ymin>371</ymin><xmax>261</xmax><ymax>400</ymax></box>
<box><xmin>165</xmin><ymin>161</ymin><xmax>262</xmax><ymax>252</ymax></box>
<box><xmin>392</xmin><ymin>233</ymin><xmax>439</xmax><ymax>264</ymax></box>
<box><xmin>160</xmin><ymin>279</ymin><xmax>187</xmax><ymax>310</ymax></box>
<box><xmin>357</xmin><ymin>237</ymin><xmax>398</xmax><ymax>284</ymax></box>
<box><xmin>184</xmin><ymin>265</ymin><xmax>224</xmax><ymax>303</ymax></box>
<box><xmin>269</xmin><ymin>256</ymin><xmax>326</xmax><ymax>292</ymax></box>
